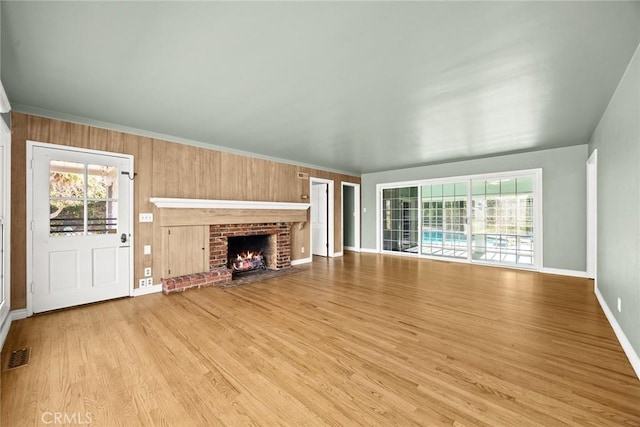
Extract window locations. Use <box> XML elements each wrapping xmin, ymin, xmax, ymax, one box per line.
<box><xmin>378</xmin><ymin>170</ymin><xmax>541</xmax><ymax>270</ymax></box>
<box><xmin>49</xmin><ymin>161</ymin><xmax>118</xmax><ymax>236</ymax></box>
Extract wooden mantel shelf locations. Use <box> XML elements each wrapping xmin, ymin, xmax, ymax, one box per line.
<box><xmin>149</xmin><ymin>198</ymin><xmax>310</xmax><ymax>227</ymax></box>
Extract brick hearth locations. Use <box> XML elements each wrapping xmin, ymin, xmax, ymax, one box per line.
<box><xmin>162</xmin><ymin>222</ymin><xmax>292</xmax><ymax>294</ymax></box>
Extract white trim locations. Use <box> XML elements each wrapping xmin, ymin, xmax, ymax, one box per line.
<box><xmin>540</xmin><ymin>268</ymin><xmax>588</xmax><ymax>278</ymax></box>
<box><xmin>344</xmin><ymin>246</ymin><xmax>360</xmax><ymax>252</ymax></box>
<box><xmin>0</xmin><ymin>80</ymin><xmax>11</xmax><ymax>113</ymax></box>
<box><xmin>360</xmin><ymin>248</ymin><xmax>379</xmax><ymax>254</ymax></box>
<box><xmin>310</xmin><ymin>177</ymin><xmax>335</xmax><ymax>257</ymax></box>
<box><xmin>13</xmin><ymin>104</ymin><xmax>359</xmax><ymax>178</ymax></box>
<box><xmin>332</xmin><ymin>251</ymin><xmax>344</xmax><ymax>257</ymax></box>
<box><xmin>11</xmin><ymin>309</ymin><xmax>27</xmax><ymax>320</ymax></box>
<box><xmin>26</xmin><ymin>141</ymin><xmax>135</xmax><ymax>316</ymax></box>
<box><xmin>2</xmin><ymin>309</ymin><xmax>28</xmax><ymax>348</ymax></box>
<box><xmin>132</xmin><ymin>284</ymin><xmax>162</xmax><ymax>297</ymax></box>
<box><xmin>150</xmin><ymin>197</ymin><xmax>310</xmax><ymax>211</ymax></box>
<box><xmin>0</xmin><ymin>315</ymin><xmax>11</xmax><ymax>351</ymax></box>
<box><xmin>375</xmin><ymin>184</ymin><xmax>381</xmax><ymax>252</ymax></box>
<box><xmin>595</xmin><ymin>288</ymin><xmax>640</xmax><ymax>380</ymax></box>
<box><xmin>586</xmin><ymin>150</ymin><xmax>598</xmax><ymax>281</ymax></box>
<box><xmin>0</xmin><ymin>115</ymin><xmax>11</xmax><ymax>334</ymax></box>
<box><xmin>291</xmin><ymin>257</ymin><xmax>312</xmax><ymax>266</ymax></box>
<box><xmin>0</xmin><ymin>116</ymin><xmax>9</xmax><ymax>134</ymax></box>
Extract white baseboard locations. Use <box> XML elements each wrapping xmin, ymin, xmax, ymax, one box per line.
<box><xmin>0</xmin><ymin>309</ymin><xmax>27</xmax><ymax>351</ymax></box>
<box><xmin>331</xmin><ymin>251</ymin><xmax>344</xmax><ymax>258</ymax></box>
<box><xmin>344</xmin><ymin>246</ymin><xmax>360</xmax><ymax>252</ymax></box>
<box><xmin>291</xmin><ymin>257</ymin><xmax>312</xmax><ymax>266</ymax></box>
<box><xmin>541</xmin><ymin>267</ymin><xmax>588</xmax><ymax>278</ymax></box>
<box><xmin>132</xmin><ymin>284</ymin><xmax>163</xmax><ymax>297</ymax></box>
<box><xmin>595</xmin><ymin>288</ymin><xmax>640</xmax><ymax>380</ymax></box>
<box><xmin>360</xmin><ymin>248</ymin><xmax>379</xmax><ymax>254</ymax></box>
<box><xmin>11</xmin><ymin>309</ymin><xmax>27</xmax><ymax>320</ymax></box>
<box><xmin>0</xmin><ymin>315</ymin><xmax>11</xmax><ymax>351</ymax></box>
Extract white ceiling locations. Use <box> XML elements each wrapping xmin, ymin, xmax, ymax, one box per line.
<box><xmin>2</xmin><ymin>1</ymin><xmax>639</xmax><ymax>174</ymax></box>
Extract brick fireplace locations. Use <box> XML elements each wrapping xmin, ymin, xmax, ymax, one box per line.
<box><xmin>162</xmin><ymin>222</ymin><xmax>292</xmax><ymax>294</ymax></box>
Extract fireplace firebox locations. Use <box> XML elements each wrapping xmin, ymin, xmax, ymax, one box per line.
<box><xmin>227</xmin><ymin>234</ymin><xmax>275</xmax><ymax>274</ymax></box>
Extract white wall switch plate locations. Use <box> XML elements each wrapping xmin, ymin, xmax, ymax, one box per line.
<box><xmin>144</xmin><ymin>267</ymin><xmax>152</xmax><ymax>277</ymax></box>
<box><xmin>143</xmin><ymin>245</ymin><xmax>152</xmax><ymax>255</ymax></box>
<box><xmin>139</xmin><ymin>213</ymin><xmax>153</xmax><ymax>223</ymax></box>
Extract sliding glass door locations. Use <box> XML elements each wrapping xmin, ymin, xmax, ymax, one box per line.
<box><xmin>378</xmin><ymin>170</ymin><xmax>540</xmax><ymax>270</ymax></box>
<box><xmin>421</xmin><ymin>182</ymin><xmax>468</xmax><ymax>259</ymax></box>
<box><xmin>471</xmin><ymin>177</ymin><xmax>534</xmax><ymax>266</ymax></box>
<box><xmin>382</xmin><ymin>187</ymin><xmax>419</xmax><ymax>253</ymax></box>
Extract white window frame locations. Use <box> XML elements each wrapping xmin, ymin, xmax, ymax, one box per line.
<box><xmin>376</xmin><ymin>168</ymin><xmax>543</xmax><ymax>271</ymax></box>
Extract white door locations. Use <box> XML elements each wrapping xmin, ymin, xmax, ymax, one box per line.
<box><xmin>311</xmin><ymin>183</ymin><xmax>328</xmax><ymax>256</ymax></box>
<box><xmin>32</xmin><ymin>146</ymin><xmax>132</xmax><ymax>313</ymax></box>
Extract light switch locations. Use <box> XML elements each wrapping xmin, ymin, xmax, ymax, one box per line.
<box><xmin>139</xmin><ymin>213</ymin><xmax>153</xmax><ymax>223</ymax></box>
<box><xmin>144</xmin><ymin>245</ymin><xmax>152</xmax><ymax>255</ymax></box>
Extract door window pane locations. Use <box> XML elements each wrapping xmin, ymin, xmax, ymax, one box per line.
<box><xmin>87</xmin><ymin>164</ymin><xmax>118</xmax><ymax>199</ymax></box>
<box><xmin>87</xmin><ymin>164</ymin><xmax>118</xmax><ymax>235</ymax></box>
<box><xmin>50</xmin><ymin>200</ymin><xmax>84</xmax><ymax>236</ymax></box>
<box><xmin>50</xmin><ymin>161</ymin><xmax>85</xmax><ymax>236</ymax></box>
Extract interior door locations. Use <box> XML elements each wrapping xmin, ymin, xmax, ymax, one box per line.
<box><xmin>32</xmin><ymin>146</ymin><xmax>131</xmax><ymax>313</ymax></box>
<box><xmin>311</xmin><ymin>183</ymin><xmax>328</xmax><ymax>256</ymax></box>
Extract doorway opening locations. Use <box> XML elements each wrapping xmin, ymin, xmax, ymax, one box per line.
<box><xmin>310</xmin><ymin>177</ymin><xmax>334</xmax><ymax>257</ymax></box>
<box><xmin>342</xmin><ymin>182</ymin><xmax>360</xmax><ymax>252</ymax></box>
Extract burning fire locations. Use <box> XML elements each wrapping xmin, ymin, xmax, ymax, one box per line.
<box><xmin>233</xmin><ymin>250</ymin><xmax>264</xmax><ymax>272</ymax></box>
<box><xmin>236</xmin><ymin>251</ymin><xmax>262</xmax><ymax>261</ymax></box>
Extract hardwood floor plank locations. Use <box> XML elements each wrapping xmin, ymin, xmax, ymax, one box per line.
<box><xmin>2</xmin><ymin>253</ymin><xmax>639</xmax><ymax>426</ymax></box>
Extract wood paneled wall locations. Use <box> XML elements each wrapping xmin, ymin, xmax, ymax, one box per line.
<box><xmin>10</xmin><ymin>112</ymin><xmax>360</xmax><ymax>309</ymax></box>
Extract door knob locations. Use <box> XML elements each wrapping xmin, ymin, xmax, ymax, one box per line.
<box><xmin>121</xmin><ymin>233</ymin><xmax>128</xmax><ymax>243</ymax></box>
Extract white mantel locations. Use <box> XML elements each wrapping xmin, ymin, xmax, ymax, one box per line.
<box><xmin>149</xmin><ymin>197</ymin><xmax>310</xmax><ymax>211</ymax></box>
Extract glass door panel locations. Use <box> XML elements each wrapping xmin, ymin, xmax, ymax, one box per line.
<box><xmin>382</xmin><ymin>187</ymin><xmax>419</xmax><ymax>253</ymax></box>
<box><xmin>421</xmin><ymin>181</ymin><xmax>468</xmax><ymax>259</ymax></box>
<box><xmin>471</xmin><ymin>176</ymin><xmax>534</xmax><ymax>266</ymax></box>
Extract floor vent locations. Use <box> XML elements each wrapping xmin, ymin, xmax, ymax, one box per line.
<box><xmin>3</xmin><ymin>347</ymin><xmax>31</xmax><ymax>371</ymax></box>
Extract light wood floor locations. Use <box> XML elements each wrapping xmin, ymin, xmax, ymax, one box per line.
<box><xmin>2</xmin><ymin>253</ymin><xmax>640</xmax><ymax>426</ymax></box>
